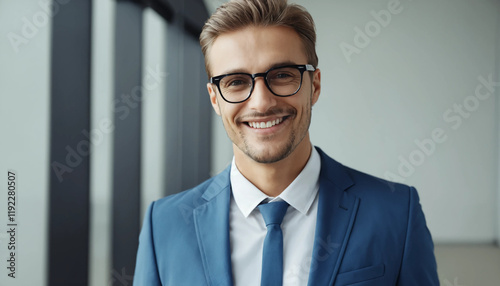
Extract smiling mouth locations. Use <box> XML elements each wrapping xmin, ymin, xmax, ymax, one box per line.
<box><xmin>245</xmin><ymin>116</ymin><xmax>289</xmax><ymax>129</ymax></box>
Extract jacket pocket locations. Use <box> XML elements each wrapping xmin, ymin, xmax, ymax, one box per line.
<box><xmin>335</xmin><ymin>264</ymin><xmax>385</xmax><ymax>286</ymax></box>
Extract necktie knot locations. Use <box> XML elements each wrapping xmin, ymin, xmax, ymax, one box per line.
<box><xmin>258</xmin><ymin>201</ymin><xmax>289</xmax><ymax>227</ymax></box>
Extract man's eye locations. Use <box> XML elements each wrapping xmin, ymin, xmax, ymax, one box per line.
<box><xmin>229</xmin><ymin>80</ymin><xmax>245</xmax><ymax>86</ymax></box>
<box><xmin>275</xmin><ymin>73</ymin><xmax>292</xmax><ymax>79</ymax></box>
<box><xmin>269</xmin><ymin>73</ymin><xmax>298</xmax><ymax>83</ymax></box>
<box><xmin>224</xmin><ymin>77</ymin><xmax>250</xmax><ymax>88</ymax></box>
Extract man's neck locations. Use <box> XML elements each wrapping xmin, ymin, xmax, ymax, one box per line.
<box><xmin>233</xmin><ymin>136</ymin><xmax>313</xmax><ymax>197</ymax></box>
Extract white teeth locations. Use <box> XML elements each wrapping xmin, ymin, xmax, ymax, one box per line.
<box><xmin>248</xmin><ymin>118</ymin><xmax>284</xmax><ymax>129</ymax></box>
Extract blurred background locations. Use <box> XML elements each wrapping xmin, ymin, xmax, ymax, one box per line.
<box><xmin>0</xmin><ymin>0</ymin><xmax>498</xmax><ymax>285</ymax></box>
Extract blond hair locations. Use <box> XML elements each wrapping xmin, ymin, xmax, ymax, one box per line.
<box><xmin>200</xmin><ymin>0</ymin><xmax>318</xmax><ymax>77</ymax></box>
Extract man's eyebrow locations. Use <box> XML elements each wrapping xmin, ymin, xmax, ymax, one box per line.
<box><xmin>219</xmin><ymin>61</ymin><xmax>300</xmax><ymax>75</ymax></box>
<box><xmin>267</xmin><ymin>61</ymin><xmax>298</xmax><ymax>70</ymax></box>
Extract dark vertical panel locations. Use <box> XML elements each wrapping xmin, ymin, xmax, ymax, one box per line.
<box><xmin>181</xmin><ymin>33</ymin><xmax>200</xmax><ymax>189</ymax></box>
<box><xmin>48</xmin><ymin>1</ymin><xmax>92</xmax><ymax>285</ymax></box>
<box><xmin>164</xmin><ymin>16</ymin><xmax>212</xmax><ymax>196</ymax></box>
<box><xmin>164</xmin><ymin>18</ymin><xmax>184</xmax><ymax>196</ymax></box>
<box><xmin>197</xmin><ymin>49</ymin><xmax>212</xmax><ymax>181</ymax></box>
<box><xmin>151</xmin><ymin>0</ymin><xmax>209</xmax><ymax>35</ymax></box>
<box><xmin>111</xmin><ymin>0</ymin><xmax>143</xmax><ymax>281</ymax></box>
<box><xmin>183</xmin><ymin>34</ymin><xmax>212</xmax><ymax>184</ymax></box>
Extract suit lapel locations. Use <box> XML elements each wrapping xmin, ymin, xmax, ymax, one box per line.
<box><xmin>307</xmin><ymin>148</ymin><xmax>360</xmax><ymax>286</ymax></box>
<box><xmin>193</xmin><ymin>167</ymin><xmax>234</xmax><ymax>286</ymax></box>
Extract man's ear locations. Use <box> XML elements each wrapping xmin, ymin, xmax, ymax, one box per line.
<box><xmin>207</xmin><ymin>83</ymin><xmax>221</xmax><ymax>115</ymax></box>
<box><xmin>311</xmin><ymin>68</ymin><xmax>321</xmax><ymax>106</ymax></box>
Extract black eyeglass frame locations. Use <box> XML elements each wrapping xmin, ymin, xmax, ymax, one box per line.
<box><xmin>209</xmin><ymin>64</ymin><xmax>316</xmax><ymax>104</ymax></box>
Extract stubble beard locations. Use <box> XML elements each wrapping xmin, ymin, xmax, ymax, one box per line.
<box><xmin>241</xmin><ymin>129</ymin><xmax>297</xmax><ymax>164</ymax></box>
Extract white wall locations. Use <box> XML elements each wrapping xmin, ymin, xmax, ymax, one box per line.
<box><xmin>206</xmin><ymin>0</ymin><xmax>500</xmax><ymax>243</ymax></box>
<box><xmin>89</xmin><ymin>0</ymin><xmax>115</xmax><ymax>285</ymax></box>
<box><xmin>141</xmin><ymin>8</ymin><xmax>169</xmax><ymax>220</ymax></box>
<box><xmin>497</xmin><ymin>5</ymin><xmax>500</xmax><ymax>244</ymax></box>
<box><xmin>299</xmin><ymin>0</ymin><xmax>499</xmax><ymax>243</ymax></box>
<box><xmin>0</xmin><ymin>0</ymin><xmax>51</xmax><ymax>285</ymax></box>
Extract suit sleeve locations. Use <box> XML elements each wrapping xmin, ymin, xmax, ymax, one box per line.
<box><xmin>133</xmin><ymin>201</ymin><xmax>162</xmax><ymax>286</ymax></box>
<box><xmin>397</xmin><ymin>187</ymin><xmax>440</xmax><ymax>285</ymax></box>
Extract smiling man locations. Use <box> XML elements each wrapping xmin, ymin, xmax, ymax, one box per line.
<box><xmin>133</xmin><ymin>1</ymin><xmax>439</xmax><ymax>285</ymax></box>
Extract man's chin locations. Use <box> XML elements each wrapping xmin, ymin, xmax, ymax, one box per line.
<box><xmin>244</xmin><ymin>145</ymin><xmax>293</xmax><ymax>164</ymax></box>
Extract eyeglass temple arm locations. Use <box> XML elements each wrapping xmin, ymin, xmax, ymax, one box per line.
<box><xmin>305</xmin><ymin>64</ymin><xmax>316</xmax><ymax>71</ymax></box>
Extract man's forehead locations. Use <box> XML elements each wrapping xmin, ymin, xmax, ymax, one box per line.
<box><xmin>207</xmin><ymin>25</ymin><xmax>308</xmax><ymax>75</ymax></box>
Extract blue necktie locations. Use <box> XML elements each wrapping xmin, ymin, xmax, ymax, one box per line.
<box><xmin>258</xmin><ymin>201</ymin><xmax>289</xmax><ymax>286</ymax></box>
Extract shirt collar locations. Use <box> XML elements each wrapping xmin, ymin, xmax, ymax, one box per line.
<box><xmin>230</xmin><ymin>147</ymin><xmax>321</xmax><ymax>217</ymax></box>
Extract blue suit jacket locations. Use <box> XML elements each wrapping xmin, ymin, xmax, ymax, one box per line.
<box><xmin>134</xmin><ymin>148</ymin><xmax>439</xmax><ymax>285</ymax></box>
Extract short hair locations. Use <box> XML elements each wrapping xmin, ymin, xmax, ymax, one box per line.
<box><xmin>200</xmin><ymin>0</ymin><xmax>318</xmax><ymax>77</ymax></box>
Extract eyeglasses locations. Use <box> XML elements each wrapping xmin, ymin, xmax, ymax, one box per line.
<box><xmin>209</xmin><ymin>64</ymin><xmax>316</xmax><ymax>103</ymax></box>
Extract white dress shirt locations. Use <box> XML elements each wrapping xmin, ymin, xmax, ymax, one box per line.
<box><xmin>229</xmin><ymin>147</ymin><xmax>321</xmax><ymax>286</ymax></box>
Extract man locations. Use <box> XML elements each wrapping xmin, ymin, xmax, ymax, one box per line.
<box><xmin>134</xmin><ymin>0</ymin><xmax>439</xmax><ymax>285</ymax></box>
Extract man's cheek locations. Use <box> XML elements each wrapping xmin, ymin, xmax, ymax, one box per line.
<box><xmin>221</xmin><ymin>117</ymin><xmax>234</xmax><ymax>133</ymax></box>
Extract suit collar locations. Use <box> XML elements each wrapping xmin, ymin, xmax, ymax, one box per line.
<box><xmin>315</xmin><ymin>147</ymin><xmax>355</xmax><ymax>196</ymax></box>
<box><xmin>201</xmin><ymin>166</ymin><xmax>231</xmax><ymax>201</ymax></box>
<box><xmin>307</xmin><ymin>147</ymin><xmax>360</xmax><ymax>286</ymax></box>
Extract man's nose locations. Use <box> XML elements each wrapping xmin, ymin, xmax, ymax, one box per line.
<box><xmin>246</xmin><ymin>78</ymin><xmax>277</xmax><ymax>112</ymax></box>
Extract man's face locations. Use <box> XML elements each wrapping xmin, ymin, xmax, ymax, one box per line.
<box><xmin>206</xmin><ymin>25</ymin><xmax>321</xmax><ymax>164</ymax></box>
